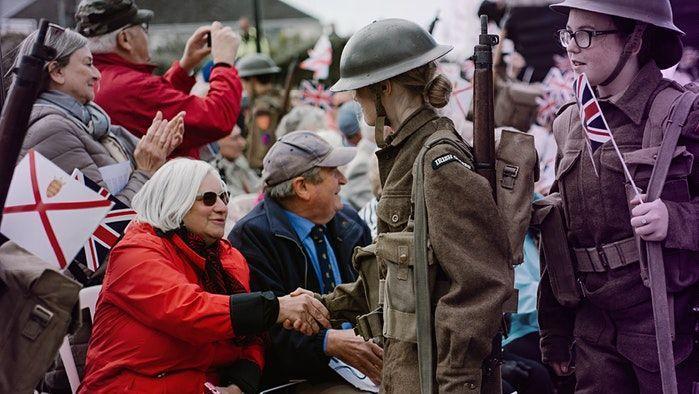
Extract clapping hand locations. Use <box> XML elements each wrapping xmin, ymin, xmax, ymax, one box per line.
<box><xmin>134</xmin><ymin>111</ymin><xmax>185</xmax><ymax>176</ymax></box>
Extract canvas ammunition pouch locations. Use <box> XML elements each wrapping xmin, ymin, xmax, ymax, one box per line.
<box><xmin>0</xmin><ymin>241</ymin><xmax>81</xmax><ymax>393</ymax></box>
<box><xmin>376</xmin><ymin>231</ymin><xmax>448</xmax><ymax>344</ymax></box>
<box><xmin>494</xmin><ymin>80</ymin><xmax>543</xmax><ymax>133</ymax></box>
<box><xmin>496</xmin><ymin>129</ymin><xmax>539</xmax><ymax>266</ymax></box>
<box><xmin>377</xmin><ymin>231</ymin><xmax>418</xmax><ymax>342</ymax></box>
<box><xmin>321</xmin><ymin>244</ymin><xmax>381</xmax><ymax>332</ymax></box>
<box><xmin>531</xmin><ymin>193</ymin><xmax>582</xmax><ymax>307</ymax></box>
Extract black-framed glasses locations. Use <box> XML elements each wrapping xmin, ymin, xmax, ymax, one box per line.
<box><xmin>556</xmin><ymin>28</ymin><xmax>619</xmax><ymax>49</ymax></box>
<box><xmin>195</xmin><ymin>191</ymin><xmax>230</xmax><ymax>206</ymax></box>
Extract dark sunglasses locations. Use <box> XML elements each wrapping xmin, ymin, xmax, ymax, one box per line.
<box><xmin>195</xmin><ymin>191</ymin><xmax>230</xmax><ymax>206</ymax></box>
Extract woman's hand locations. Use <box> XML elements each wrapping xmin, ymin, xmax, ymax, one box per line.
<box><xmin>165</xmin><ymin>111</ymin><xmax>185</xmax><ymax>155</ymax></box>
<box><xmin>629</xmin><ymin>194</ymin><xmax>669</xmax><ymax>242</ymax></box>
<box><xmin>277</xmin><ymin>291</ymin><xmax>330</xmax><ymax>336</ymax></box>
<box><xmin>134</xmin><ymin>111</ymin><xmax>185</xmax><ymax>176</ymax></box>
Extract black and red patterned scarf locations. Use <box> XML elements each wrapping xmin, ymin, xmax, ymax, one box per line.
<box><xmin>171</xmin><ymin>226</ymin><xmax>247</xmax><ymax>296</ymax></box>
<box><xmin>160</xmin><ymin>226</ymin><xmax>263</xmax><ymax>347</ymax></box>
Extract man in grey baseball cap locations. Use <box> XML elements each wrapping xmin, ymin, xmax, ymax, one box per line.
<box><xmin>262</xmin><ymin>130</ymin><xmax>356</xmax><ymax>188</ymax></box>
<box><xmin>229</xmin><ymin>131</ymin><xmax>382</xmax><ymax>390</ymax></box>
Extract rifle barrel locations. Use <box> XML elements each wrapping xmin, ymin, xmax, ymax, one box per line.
<box><xmin>0</xmin><ymin>19</ymin><xmax>53</xmax><ymax>229</ymax></box>
<box><xmin>472</xmin><ymin>15</ymin><xmax>498</xmax><ymax>198</ymax></box>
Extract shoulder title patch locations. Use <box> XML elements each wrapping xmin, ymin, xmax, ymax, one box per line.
<box><xmin>431</xmin><ymin>153</ymin><xmax>473</xmax><ymax>171</ymax></box>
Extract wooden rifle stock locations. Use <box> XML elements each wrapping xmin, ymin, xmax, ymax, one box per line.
<box><xmin>280</xmin><ymin>55</ymin><xmax>299</xmax><ymax>118</ymax></box>
<box><xmin>472</xmin><ymin>15</ymin><xmax>499</xmax><ymax>199</ymax></box>
<box><xmin>0</xmin><ymin>19</ymin><xmax>55</xmax><ymax>231</ymax></box>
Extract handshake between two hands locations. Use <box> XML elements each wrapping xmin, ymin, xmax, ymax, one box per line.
<box><xmin>275</xmin><ymin>288</ymin><xmax>384</xmax><ymax>384</ymax></box>
<box><xmin>276</xmin><ymin>288</ymin><xmax>330</xmax><ymax>336</ymax></box>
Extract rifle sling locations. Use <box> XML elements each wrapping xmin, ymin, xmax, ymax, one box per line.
<box><xmin>412</xmin><ymin>136</ymin><xmax>470</xmax><ymax>394</ymax></box>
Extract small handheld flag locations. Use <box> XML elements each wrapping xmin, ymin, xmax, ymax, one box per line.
<box><xmin>573</xmin><ymin>73</ymin><xmax>642</xmax><ymax>201</ymax></box>
<box><xmin>71</xmin><ymin>169</ymin><xmax>136</xmax><ymax>271</ymax></box>
<box><xmin>300</xmin><ymin>35</ymin><xmax>332</xmax><ymax>80</ymax></box>
<box><xmin>300</xmin><ymin>80</ymin><xmax>334</xmax><ymax>110</ymax></box>
<box><xmin>1</xmin><ymin>150</ymin><xmax>113</xmax><ymax>269</ymax></box>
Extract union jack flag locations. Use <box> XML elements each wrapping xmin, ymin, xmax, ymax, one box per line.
<box><xmin>537</xmin><ymin>66</ymin><xmax>575</xmax><ymax>127</ymax></box>
<box><xmin>572</xmin><ymin>73</ymin><xmax>639</xmax><ymax>188</ymax></box>
<box><xmin>573</xmin><ymin>72</ymin><xmax>612</xmax><ymax>153</ymax></box>
<box><xmin>71</xmin><ymin>169</ymin><xmax>136</xmax><ymax>271</ymax></box>
<box><xmin>300</xmin><ymin>80</ymin><xmax>334</xmax><ymax>110</ymax></box>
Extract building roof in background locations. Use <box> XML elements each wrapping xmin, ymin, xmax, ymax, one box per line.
<box><xmin>2</xmin><ymin>0</ymin><xmax>318</xmax><ymax>27</ymax></box>
<box><xmin>2</xmin><ymin>0</ymin><xmax>77</xmax><ymax>25</ymax></box>
<box><xmin>137</xmin><ymin>0</ymin><xmax>318</xmax><ymax>24</ymax></box>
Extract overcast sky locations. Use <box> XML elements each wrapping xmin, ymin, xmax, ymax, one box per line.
<box><xmin>282</xmin><ymin>0</ymin><xmax>482</xmax><ymax>60</ymax></box>
<box><xmin>282</xmin><ymin>0</ymin><xmax>477</xmax><ymax>36</ymax></box>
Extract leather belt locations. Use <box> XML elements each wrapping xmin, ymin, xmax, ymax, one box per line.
<box><xmin>573</xmin><ymin>237</ymin><xmax>639</xmax><ymax>273</ymax></box>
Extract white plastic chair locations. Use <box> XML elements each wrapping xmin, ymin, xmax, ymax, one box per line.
<box><xmin>58</xmin><ymin>285</ymin><xmax>102</xmax><ymax>394</ymax></box>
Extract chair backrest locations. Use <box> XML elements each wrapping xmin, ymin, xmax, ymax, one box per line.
<box><xmin>59</xmin><ymin>285</ymin><xmax>102</xmax><ymax>394</ymax></box>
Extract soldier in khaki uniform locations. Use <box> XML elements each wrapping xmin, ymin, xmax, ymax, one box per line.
<box><xmin>538</xmin><ymin>1</ymin><xmax>699</xmax><ymax>392</ymax></box>
<box><xmin>237</xmin><ymin>53</ymin><xmax>283</xmax><ymax>171</ymax></box>
<box><xmin>329</xmin><ymin>19</ymin><xmax>513</xmax><ymax>393</ymax></box>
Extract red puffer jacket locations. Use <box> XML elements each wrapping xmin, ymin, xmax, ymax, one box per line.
<box><xmin>93</xmin><ymin>53</ymin><xmax>242</xmax><ymax>159</ymax></box>
<box><xmin>79</xmin><ymin>222</ymin><xmax>263</xmax><ymax>393</ymax></box>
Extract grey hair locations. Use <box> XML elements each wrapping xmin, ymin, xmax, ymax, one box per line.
<box><xmin>266</xmin><ymin>166</ymin><xmax>323</xmax><ymax>201</ymax></box>
<box><xmin>131</xmin><ymin>158</ymin><xmax>227</xmax><ymax>231</ymax></box>
<box><xmin>275</xmin><ymin>105</ymin><xmax>328</xmax><ymax>139</ymax></box>
<box><xmin>13</xmin><ymin>28</ymin><xmax>87</xmax><ymax>91</ymax></box>
<box><xmin>85</xmin><ymin>29</ymin><xmax>120</xmax><ymax>54</ymax></box>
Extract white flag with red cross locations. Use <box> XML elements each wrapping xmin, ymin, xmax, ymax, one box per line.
<box><xmin>300</xmin><ymin>35</ymin><xmax>332</xmax><ymax>80</ymax></box>
<box><xmin>1</xmin><ymin>150</ymin><xmax>113</xmax><ymax>269</ymax></box>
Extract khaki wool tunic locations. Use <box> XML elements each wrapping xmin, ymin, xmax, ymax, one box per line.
<box><xmin>375</xmin><ymin>107</ymin><xmax>512</xmax><ymax>394</ymax></box>
<box><xmin>245</xmin><ymin>91</ymin><xmax>283</xmax><ymax>170</ymax></box>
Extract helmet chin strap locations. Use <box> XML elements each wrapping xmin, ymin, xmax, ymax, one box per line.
<box><xmin>372</xmin><ymin>84</ymin><xmax>389</xmax><ymax>148</ymax></box>
<box><xmin>600</xmin><ymin>22</ymin><xmax>647</xmax><ymax>86</ymax></box>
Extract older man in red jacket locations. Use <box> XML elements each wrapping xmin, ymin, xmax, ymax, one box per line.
<box><xmin>74</xmin><ymin>0</ymin><xmax>242</xmax><ymax>158</ymax></box>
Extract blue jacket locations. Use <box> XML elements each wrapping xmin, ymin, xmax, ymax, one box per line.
<box><xmin>228</xmin><ymin>196</ymin><xmax>372</xmax><ymax>386</ymax></box>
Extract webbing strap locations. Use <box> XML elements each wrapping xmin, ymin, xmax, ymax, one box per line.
<box><xmin>412</xmin><ymin>135</ymin><xmax>472</xmax><ymax>394</ymax></box>
<box><xmin>413</xmin><ymin>139</ymin><xmax>434</xmax><ymax>394</ymax></box>
<box><xmin>600</xmin><ymin>23</ymin><xmax>647</xmax><ymax>86</ymax></box>
<box><xmin>639</xmin><ymin>91</ymin><xmax>695</xmax><ymax>394</ymax></box>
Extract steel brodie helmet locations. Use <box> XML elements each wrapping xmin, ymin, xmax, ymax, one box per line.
<box><xmin>331</xmin><ymin>18</ymin><xmax>453</xmax><ymax>92</ymax></box>
<box><xmin>550</xmin><ymin>0</ymin><xmax>684</xmax><ymax>69</ymax></box>
<box><xmin>236</xmin><ymin>53</ymin><xmax>281</xmax><ymax>78</ymax></box>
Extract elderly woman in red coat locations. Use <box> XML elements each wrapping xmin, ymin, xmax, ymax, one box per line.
<box><xmin>80</xmin><ymin>158</ymin><xmax>330</xmax><ymax>394</ymax></box>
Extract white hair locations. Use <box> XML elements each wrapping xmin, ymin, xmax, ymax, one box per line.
<box><xmin>131</xmin><ymin>158</ymin><xmax>227</xmax><ymax>231</ymax></box>
<box><xmin>86</xmin><ymin>29</ymin><xmax>120</xmax><ymax>54</ymax></box>
<box><xmin>275</xmin><ymin>105</ymin><xmax>328</xmax><ymax>139</ymax></box>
